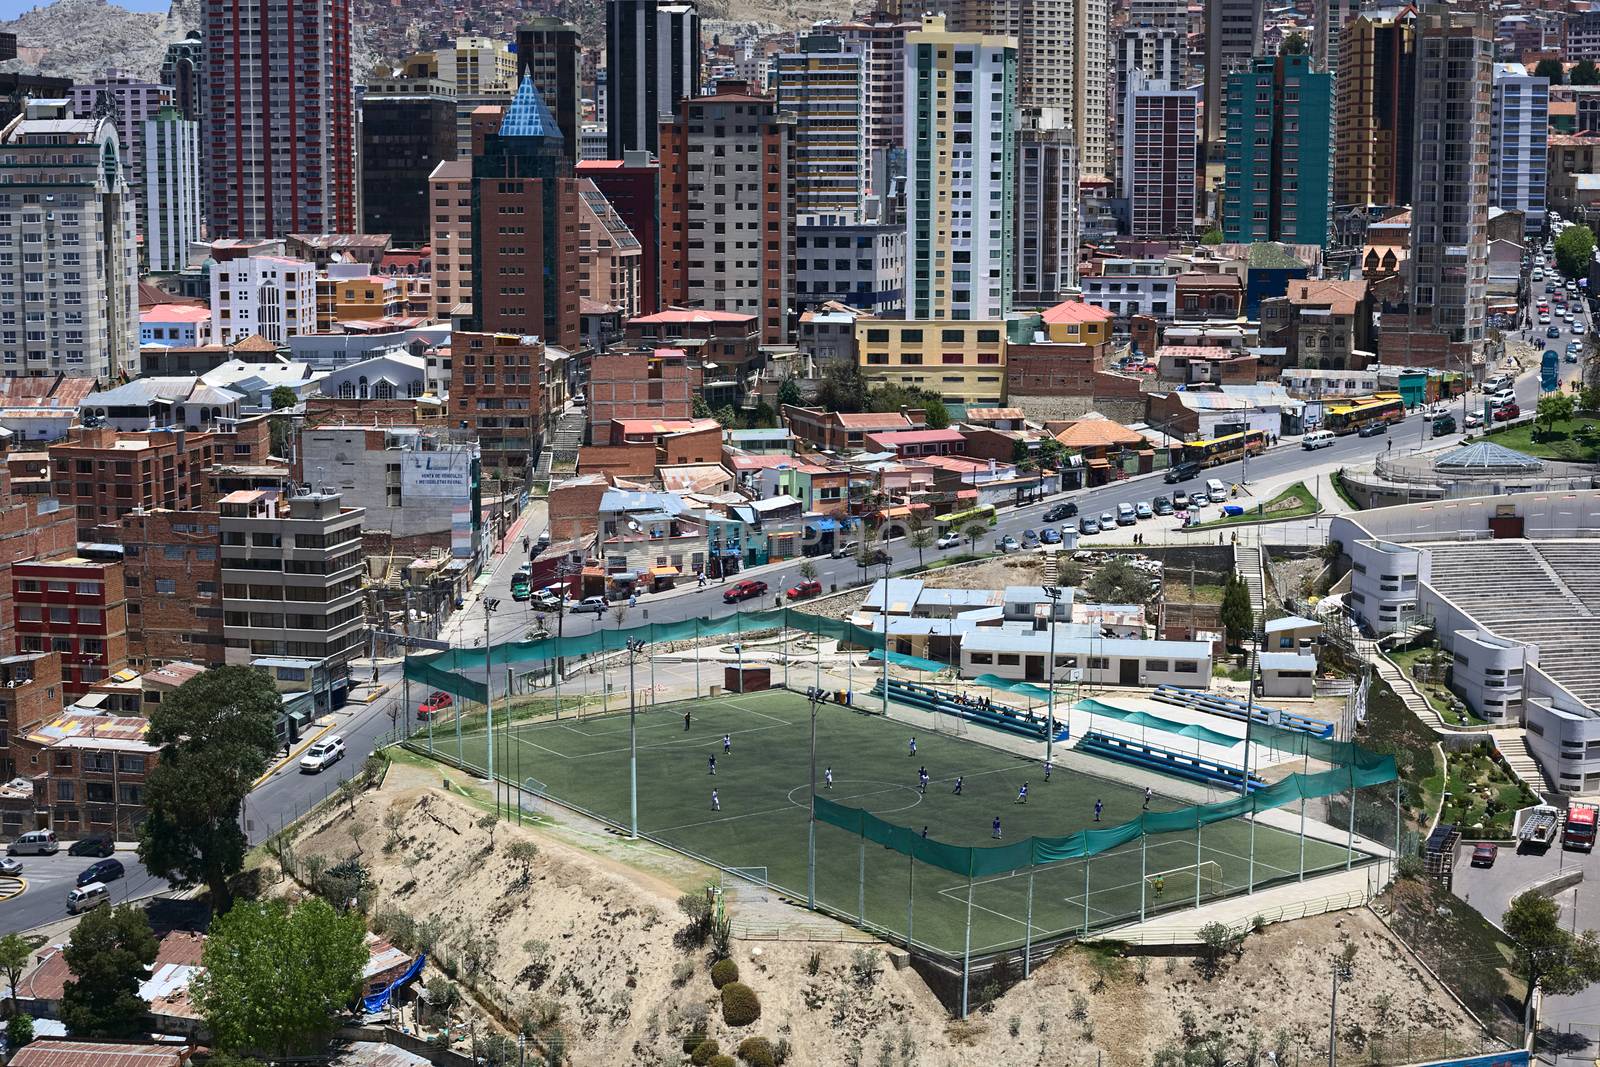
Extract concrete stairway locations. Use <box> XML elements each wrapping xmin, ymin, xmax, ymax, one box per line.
<box><xmin>1488</xmin><ymin>728</ymin><xmax>1551</xmax><ymax>792</ymax></box>
<box><xmin>1372</xmin><ymin>655</ymin><xmax>1447</xmax><ymax>729</ymax></box>
<box><xmin>1233</xmin><ymin>544</ymin><xmax>1266</xmax><ymax>616</ymax></box>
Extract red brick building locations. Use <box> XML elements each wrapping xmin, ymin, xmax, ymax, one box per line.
<box><xmin>1005</xmin><ymin>344</ymin><xmax>1145</xmax><ymax>400</ymax></box>
<box><xmin>577</xmin><ymin>156</ymin><xmax>662</xmax><ymax>314</ymax></box>
<box><xmin>450</xmin><ymin>331</ymin><xmax>545</xmax><ymax>477</ymax></box>
<box><xmin>0</xmin><ymin>652</ymin><xmax>64</xmax><ymax>783</ymax></box>
<box><xmin>0</xmin><ymin>468</ymin><xmax>76</xmax><ymax>657</ymax></box>
<box><xmin>12</xmin><ymin>558</ymin><xmax>129</xmax><ymax>701</ymax></box>
<box><xmin>117</xmin><ymin>510</ymin><xmax>224</xmax><ymax>669</ymax></box>
<box><xmin>623</xmin><ymin>309</ymin><xmax>762</xmax><ymax>383</ymax></box>
<box><xmin>585</xmin><ymin>345</ymin><xmax>702</xmax><ymax>436</ymax></box>
<box><xmin>11</xmin><ymin>706</ymin><xmax>159</xmax><ymax>838</ymax></box>
<box><xmin>781</xmin><ymin>407</ymin><xmax>925</xmax><ymax>452</ymax></box>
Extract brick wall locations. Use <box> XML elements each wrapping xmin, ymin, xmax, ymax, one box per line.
<box><xmin>577</xmin><ymin>443</ymin><xmax>656</xmax><ymax>479</ymax></box>
<box><xmin>1005</xmin><ymin>343</ymin><xmax>1143</xmax><ymax>399</ymax></box>
<box><xmin>0</xmin><ymin>469</ymin><xmax>76</xmax><ymax>657</ymax></box>
<box><xmin>117</xmin><ymin>510</ymin><xmax>224</xmax><ymax>668</ymax></box>
<box><xmin>548</xmin><ymin>478</ymin><xmax>610</xmax><ymax>539</ymax></box>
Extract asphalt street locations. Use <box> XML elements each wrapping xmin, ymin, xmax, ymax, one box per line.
<box><xmin>2</xmin><ymin>847</ymin><xmax>163</xmax><ymax>935</ymax></box>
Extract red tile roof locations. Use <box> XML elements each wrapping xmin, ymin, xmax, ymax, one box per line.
<box><xmin>1041</xmin><ymin>300</ymin><xmax>1115</xmax><ymax>324</ymax></box>
<box><xmin>629</xmin><ymin>309</ymin><xmax>756</xmax><ymax>325</ymax></box>
<box><xmin>11</xmin><ymin>1042</ymin><xmax>189</xmax><ymax>1067</ymax></box>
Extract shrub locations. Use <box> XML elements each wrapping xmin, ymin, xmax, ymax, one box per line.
<box><xmin>709</xmin><ymin>1057</ymin><xmax>737</xmax><ymax>1067</ymax></box>
<box><xmin>711</xmin><ymin>958</ymin><xmax>740</xmax><ymax>989</ymax></box>
<box><xmin>804</xmin><ymin>950</ymin><xmax>821</xmax><ymax>976</ymax></box>
<box><xmin>721</xmin><ymin>981</ymin><xmax>762</xmax><ymax>1026</ymax></box>
<box><xmin>737</xmin><ymin>1036</ymin><xmax>777</xmax><ymax>1067</ymax></box>
<box><xmin>7</xmin><ymin>1013</ymin><xmax>35</xmax><ymax>1048</ymax></box>
<box><xmin>672</xmin><ymin>959</ymin><xmax>695</xmax><ymax>987</ymax></box>
<box><xmin>691</xmin><ymin>1039</ymin><xmax>721</xmax><ymax>1066</ymax></box>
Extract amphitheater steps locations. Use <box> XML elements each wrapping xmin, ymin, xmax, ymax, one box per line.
<box><xmin>1487</xmin><ymin>729</ymin><xmax>1551</xmax><ymax>792</ymax></box>
<box><xmin>1372</xmin><ymin>656</ymin><xmax>1447</xmax><ymax>730</ymax></box>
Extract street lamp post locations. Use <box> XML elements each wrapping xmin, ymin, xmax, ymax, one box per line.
<box><xmin>484</xmin><ymin>597</ymin><xmax>500</xmax><ymax>817</ymax></box>
<box><xmin>807</xmin><ymin>686</ymin><xmax>819</xmax><ymax>910</ymax></box>
<box><xmin>1043</xmin><ymin>586</ymin><xmax>1061</xmax><ymax>763</ymax></box>
<box><xmin>627</xmin><ymin>637</ymin><xmax>644</xmax><ymax>840</ymax></box>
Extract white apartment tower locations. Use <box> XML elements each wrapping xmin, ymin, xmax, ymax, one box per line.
<box><xmin>1489</xmin><ymin>64</ymin><xmax>1548</xmax><ymax>235</ymax></box>
<box><xmin>209</xmin><ymin>253</ymin><xmax>318</xmax><ymax>345</ymax></box>
<box><xmin>144</xmin><ymin>106</ymin><xmax>200</xmax><ymax>274</ymax></box>
<box><xmin>904</xmin><ymin>14</ymin><xmax>1017</xmax><ymax>321</ymax></box>
<box><xmin>0</xmin><ymin>101</ymin><xmax>139</xmax><ymax>380</ymax></box>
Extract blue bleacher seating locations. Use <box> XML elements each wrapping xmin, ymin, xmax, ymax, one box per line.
<box><xmin>872</xmin><ymin>679</ymin><xmax>1069</xmax><ymax>743</ymax></box>
<box><xmin>1075</xmin><ymin>730</ymin><xmax>1266</xmax><ymax>792</ymax></box>
<box><xmin>1150</xmin><ymin>684</ymin><xmax>1333</xmax><ymax>738</ymax></box>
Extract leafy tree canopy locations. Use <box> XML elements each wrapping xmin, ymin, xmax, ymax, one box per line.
<box><xmin>1555</xmin><ymin>224</ymin><xmax>1596</xmax><ymax>280</ymax></box>
<box><xmin>62</xmin><ymin>905</ymin><xmax>158</xmax><ymax>1039</ymax></box>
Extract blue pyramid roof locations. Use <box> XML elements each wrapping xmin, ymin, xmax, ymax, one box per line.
<box><xmin>499</xmin><ymin>75</ymin><xmax>562</xmax><ymax>141</ymax></box>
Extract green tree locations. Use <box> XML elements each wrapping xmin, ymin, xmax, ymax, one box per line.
<box><xmin>1555</xmin><ymin>223</ymin><xmax>1597</xmax><ymax>280</ymax></box>
<box><xmin>137</xmin><ymin>665</ymin><xmax>280</xmax><ymax>913</ymax></box>
<box><xmin>963</xmin><ymin>521</ymin><xmax>988</xmax><ymax>554</ymax></box>
<box><xmin>748</xmin><ymin>400</ymin><xmax>778</xmax><ymax>428</ymax></box>
<box><xmin>269</xmin><ymin>385</ymin><xmax>297</xmax><ymax>410</ymax></box>
<box><xmin>195</xmin><ymin>897</ymin><xmax>367</xmax><ymax>1060</ymax></box>
<box><xmin>1536</xmin><ymin>58</ymin><xmax>1566</xmax><ymax>84</ymax></box>
<box><xmin>1219</xmin><ymin>573</ymin><xmax>1255</xmax><ymax>649</ymax></box>
<box><xmin>268</xmin><ymin>386</ymin><xmax>297</xmax><ymax>457</ymax></box>
<box><xmin>1086</xmin><ymin>557</ymin><xmax>1154</xmax><ymax>605</ymax></box>
<box><xmin>797</xmin><ymin>559</ymin><xmax>817</xmax><ymax>582</ymax></box>
<box><xmin>1279</xmin><ymin>32</ymin><xmax>1306</xmax><ymax>55</ymax></box>
<box><xmin>691</xmin><ymin>394</ymin><xmax>712</xmax><ymax>419</ymax></box>
<box><xmin>1574</xmin><ymin>59</ymin><xmax>1600</xmax><ymax>85</ymax></box>
<box><xmin>6</xmin><ymin>1012</ymin><xmax>33</xmax><ymax>1048</ymax></box>
<box><xmin>1537</xmin><ymin>392</ymin><xmax>1576</xmax><ymax>435</ymax></box>
<box><xmin>712</xmin><ymin>405</ymin><xmax>740</xmax><ymax>429</ymax></box>
<box><xmin>1502</xmin><ymin>890</ymin><xmax>1600</xmax><ymax>1024</ymax></box>
<box><xmin>1580</xmin><ymin>383</ymin><xmax>1600</xmax><ymax>413</ymax></box>
<box><xmin>61</xmin><ymin>905</ymin><xmax>158</xmax><ymax>1038</ymax></box>
<box><xmin>776</xmin><ymin>377</ymin><xmax>803</xmax><ymax>408</ymax></box>
<box><xmin>816</xmin><ymin>360</ymin><xmax>868</xmax><ymax>413</ymax></box>
<box><xmin>1199</xmin><ymin>227</ymin><xmax>1223</xmax><ymax>246</ymax></box>
<box><xmin>865</xmin><ymin>383</ymin><xmax>951</xmax><ymax>429</ymax></box>
<box><xmin>0</xmin><ymin>931</ymin><xmax>31</xmax><ymax>1014</ymax></box>
<box><xmin>907</xmin><ymin>511</ymin><xmax>933</xmax><ymax>568</ymax></box>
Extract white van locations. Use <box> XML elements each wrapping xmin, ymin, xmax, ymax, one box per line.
<box><xmin>1301</xmin><ymin>430</ymin><xmax>1336</xmax><ymax>450</ymax></box>
<box><xmin>7</xmin><ymin>829</ymin><xmax>58</xmax><ymax>856</ymax></box>
<box><xmin>829</xmin><ymin>539</ymin><xmax>860</xmax><ymax>560</ymax></box>
<box><xmin>1205</xmin><ymin>478</ymin><xmax>1228</xmax><ymax>499</ymax></box>
<box><xmin>66</xmin><ymin>882</ymin><xmax>110</xmax><ymax>914</ymax></box>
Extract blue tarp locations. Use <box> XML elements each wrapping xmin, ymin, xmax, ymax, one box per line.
<box><xmin>361</xmin><ymin>953</ymin><xmax>425</xmax><ymax>1014</ymax></box>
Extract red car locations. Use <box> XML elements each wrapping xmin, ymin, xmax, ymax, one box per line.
<box><xmin>1494</xmin><ymin>402</ymin><xmax>1520</xmax><ymax>422</ymax></box>
<box><xmin>417</xmin><ymin>691</ymin><xmax>453</xmax><ymax>720</ymax></box>
<box><xmin>1471</xmin><ymin>842</ymin><xmax>1499</xmax><ymax>867</ymax></box>
<box><xmin>786</xmin><ymin>579</ymin><xmax>822</xmax><ymax>600</ymax></box>
<box><xmin>723</xmin><ymin>579</ymin><xmax>768</xmax><ymax>604</ymax></box>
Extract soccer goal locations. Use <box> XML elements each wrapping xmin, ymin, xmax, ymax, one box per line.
<box><xmin>1144</xmin><ymin>860</ymin><xmax>1223</xmax><ymax>901</ymax></box>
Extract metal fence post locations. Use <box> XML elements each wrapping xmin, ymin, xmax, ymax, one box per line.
<box><xmin>960</xmin><ymin>861</ymin><xmax>975</xmax><ymax>1019</ymax></box>
<box><xmin>1024</xmin><ymin>867</ymin><xmax>1035</xmax><ymax>978</ymax></box>
<box><xmin>858</xmin><ymin>837</ymin><xmax>866</xmax><ymax>926</ymax></box>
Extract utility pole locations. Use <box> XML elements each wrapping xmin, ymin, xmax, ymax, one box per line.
<box><xmin>484</xmin><ymin>597</ymin><xmax>500</xmax><ymax>817</ymax></box>
<box><xmin>627</xmin><ymin>637</ymin><xmax>643</xmax><ymax>840</ymax></box>
<box><xmin>807</xmin><ymin>686</ymin><xmax>820</xmax><ymax>910</ymax></box>
<box><xmin>1044</xmin><ymin>585</ymin><xmax>1060</xmax><ymax>762</ymax></box>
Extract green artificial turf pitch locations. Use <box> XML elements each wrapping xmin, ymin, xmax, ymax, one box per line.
<box><xmin>418</xmin><ymin>689</ymin><xmax>1356</xmax><ymax>956</ymax></box>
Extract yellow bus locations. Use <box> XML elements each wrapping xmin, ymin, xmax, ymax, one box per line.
<box><xmin>1324</xmin><ymin>392</ymin><xmax>1405</xmax><ymax>435</ymax></box>
<box><xmin>1181</xmin><ymin>429</ymin><xmax>1268</xmax><ymax>467</ymax></box>
<box><xmin>934</xmin><ymin>504</ymin><xmax>998</xmax><ymax>532</ymax></box>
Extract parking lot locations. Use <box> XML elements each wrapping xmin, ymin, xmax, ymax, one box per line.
<box><xmin>1452</xmin><ymin>838</ymin><xmax>1600</xmax><ymax>1064</ymax></box>
<box><xmin>1</xmin><ymin>845</ymin><xmax>164</xmax><ymax>934</ymax></box>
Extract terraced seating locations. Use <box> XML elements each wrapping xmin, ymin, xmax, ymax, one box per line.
<box><xmin>1150</xmin><ymin>685</ymin><xmax>1334</xmax><ymax>738</ymax></box>
<box><xmin>1075</xmin><ymin>731</ymin><xmax>1266</xmax><ymax>792</ymax></box>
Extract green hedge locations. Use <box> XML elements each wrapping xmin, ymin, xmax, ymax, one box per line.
<box><xmin>721</xmin><ymin>981</ymin><xmax>761</xmax><ymax>1026</ymax></box>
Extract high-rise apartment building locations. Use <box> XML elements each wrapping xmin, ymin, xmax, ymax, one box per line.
<box><xmin>904</xmin><ymin>15</ymin><xmax>1017</xmax><ymax>321</ymax></box>
<box><xmin>1222</xmin><ymin>52</ymin><xmax>1333</xmax><ymax>247</ymax></box>
<box><xmin>160</xmin><ymin>31</ymin><xmax>203</xmax><ymax>121</ymax></box>
<box><xmin>203</xmin><ymin>0</ymin><xmax>355</xmax><ymax>238</ymax></box>
<box><xmin>659</xmin><ymin>80</ymin><xmax>796</xmax><ymax>344</ymax></box>
<box><xmin>144</xmin><ymin>106</ymin><xmax>202</xmax><ymax>274</ymax></box>
<box><xmin>1405</xmin><ymin>5</ymin><xmax>1492</xmax><ymax>362</ymax></box>
<box><xmin>577</xmin><ymin>179</ymin><xmax>642</xmax><ymax>317</ymax></box>
<box><xmin>1116</xmin><ymin>23</ymin><xmax>1187</xmax><ymax>181</ymax></box>
<box><xmin>946</xmin><ymin>0</ymin><xmax>1108</xmax><ymax>177</ymax></box>
<box><xmin>449</xmin><ymin>331</ymin><xmax>548</xmax><ymax>476</ymax></box>
<box><xmin>1121</xmin><ymin>72</ymin><xmax>1198</xmax><ymax>239</ymax></box>
<box><xmin>516</xmin><ymin>17</ymin><xmax>583</xmax><ymax>163</ymax></box>
<box><xmin>361</xmin><ymin>67</ymin><xmax>457</xmax><ymax>247</ymax></box>
<box><xmin>1203</xmin><ymin>0</ymin><xmax>1264</xmax><ymax>149</ymax></box>
<box><xmin>1490</xmin><ymin>64</ymin><xmax>1549</xmax><ymax>235</ymax></box>
<box><xmin>210</xmin><ymin>253</ymin><xmax>318</xmax><ymax>344</ymax></box>
<box><xmin>428</xmin><ymin>161</ymin><xmax>473</xmax><ymax>317</ymax></box>
<box><xmin>1334</xmin><ymin>8</ymin><xmax>1416</xmax><ymax>210</ymax></box>
<box><xmin>0</xmin><ymin>101</ymin><xmax>139</xmax><ymax>380</ymax></box>
<box><xmin>1015</xmin><ymin>108</ymin><xmax>1080</xmax><ymax>306</ymax></box>
<box><xmin>832</xmin><ymin>7</ymin><xmax>919</xmax><ymax>157</ymax></box>
<box><xmin>606</xmin><ymin>0</ymin><xmax>702</xmax><ymax>158</ymax></box>
<box><xmin>577</xmin><ymin>153</ymin><xmax>663</xmax><ymax>314</ymax></box>
<box><xmin>775</xmin><ymin>36</ymin><xmax>866</xmax><ymax>216</ymax></box>
<box><xmin>470</xmin><ymin>77</ymin><xmax>582</xmax><ymax>351</ymax></box>
<box><xmin>13</xmin><ymin>557</ymin><xmax>128</xmax><ymax>701</ymax></box>
<box><xmin>444</xmin><ymin>36</ymin><xmax>518</xmax><ymax>160</ymax></box>
<box><xmin>70</xmin><ymin>70</ymin><xmax>175</xmax><ymax>211</ymax></box>
<box><xmin>1314</xmin><ymin>0</ymin><xmax>1360</xmax><ymax>73</ymax></box>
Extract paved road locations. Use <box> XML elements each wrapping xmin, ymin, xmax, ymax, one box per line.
<box><xmin>1451</xmin><ymin>838</ymin><xmax>1600</xmax><ymax>1064</ymax></box>
<box><xmin>1</xmin><ymin>848</ymin><xmax>162</xmax><ymax>935</ymax></box>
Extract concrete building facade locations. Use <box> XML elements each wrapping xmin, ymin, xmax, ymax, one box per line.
<box><xmin>1489</xmin><ymin>64</ymin><xmax>1548</xmax><ymax>235</ymax></box>
<box><xmin>209</xmin><ymin>254</ymin><xmax>317</xmax><ymax>345</ymax></box>
<box><xmin>1014</xmin><ymin>108</ymin><xmax>1080</xmax><ymax>307</ymax></box>
<box><xmin>606</xmin><ymin>0</ymin><xmax>702</xmax><ymax>158</ymax></box>
<box><xmin>1222</xmin><ymin>53</ymin><xmax>1333</xmax><ymax>248</ymax></box>
<box><xmin>1121</xmin><ymin>73</ymin><xmax>1198</xmax><ymax>239</ymax></box>
<box><xmin>775</xmin><ymin>36</ymin><xmax>866</xmax><ymax>216</ymax></box>
<box><xmin>143</xmin><ymin>106</ymin><xmax>201</xmax><ymax>274</ymax></box>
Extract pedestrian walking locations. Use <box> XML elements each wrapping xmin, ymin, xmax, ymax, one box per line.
<box><xmin>1015</xmin><ymin>782</ymin><xmax>1029</xmax><ymax>805</ymax></box>
<box><xmin>684</xmin><ymin>710</ymin><xmax>692</xmax><ymax>731</ymax></box>
<box><xmin>908</xmin><ymin>736</ymin><xmax>917</xmax><ymax>757</ymax></box>
<box><xmin>723</xmin><ymin>733</ymin><xmax>732</xmax><ymax>755</ymax></box>
<box><xmin>711</xmin><ymin>789</ymin><xmax>720</xmax><ymax>811</ymax></box>
<box><xmin>918</xmin><ymin>766</ymin><xmax>929</xmax><ymax>794</ymax></box>
<box><xmin>953</xmin><ymin>776</ymin><xmax>963</xmax><ymax>795</ymax></box>
<box><xmin>824</xmin><ymin>766</ymin><xmax>834</xmax><ymax>789</ymax></box>
<box><xmin>1043</xmin><ymin>759</ymin><xmax>1052</xmax><ymax>782</ymax></box>
<box><xmin>921</xmin><ymin>826</ymin><xmax>929</xmax><ymax>839</ymax></box>
<box><xmin>1143</xmin><ymin>785</ymin><xmax>1152</xmax><ymax>810</ymax></box>
<box><xmin>992</xmin><ymin>815</ymin><xmax>1003</xmax><ymax>839</ymax></box>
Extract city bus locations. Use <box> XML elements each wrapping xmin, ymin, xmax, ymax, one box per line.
<box><xmin>1323</xmin><ymin>393</ymin><xmax>1406</xmax><ymax>436</ymax></box>
<box><xmin>933</xmin><ymin>503</ymin><xmax>998</xmax><ymax>533</ymax></box>
<box><xmin>1179</xmin><ymin>429</ymin><xmax>1268</xmax><ymax>468</ymax></box>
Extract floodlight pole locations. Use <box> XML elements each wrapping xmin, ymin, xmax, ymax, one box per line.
<box><xmin>1244</xmin><ymin>628</ymin><xmax>1260</xmax><ymax>892</ymax></box>
<box><xmin>628</xmin><ymin>638</ymin><xmax>642</xmax><ymax>840</ymax></box>
<box><xmin>880</xmin><ymin>558</ymin><xmax>891</xmax><ymax>712</ymax></box>
<box><xmin>807</xmin><ymin>688</ymin><xmax>819</xmax><ymax>910</ymax></box>
<box><xmin>1045</xmin><ymin>586</ymin><xmax>1060</xmax><ymax>764</ymax></box>
<box><xmin>485</xmin><ymin>598</ymin><xmax>499</xmax><ymax>818</ymax></box>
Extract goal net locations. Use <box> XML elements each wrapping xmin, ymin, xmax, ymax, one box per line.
<box><xmin>1144</xmin><ymin>860</ymin><xmax>1223</xmax><ymax>901</ymax></box>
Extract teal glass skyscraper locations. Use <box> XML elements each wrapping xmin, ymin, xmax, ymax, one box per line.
<box><xmin>1221</xmin><ymin>51</ymin><xmax>1333</xmax><ymax>248</ymax></box>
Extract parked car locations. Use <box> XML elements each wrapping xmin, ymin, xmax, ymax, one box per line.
<box><xmin>530</xmin><ymin>590</ymin><xmax>564</xmax><ymax>612</ymax></box>
<box><xmin>1471</xmin><ymin>842</ymin><xmax>1499</xmax><ymax>868</ymax></box>
<box><xmin>1099</xmin><ymin>511</ymin><xmax>1116</xmax><ymax>529</ymax></box>
<box><xmin>1431</xmin><ymin>413</ymin><xmax>1456</xmax><ymax>435</ymax></box>
<box><xmin>1039</xmin><ymin>527</ymin><xmax>1062</xmax><ymax>544</ymax></box>
<box><xmin>1357</xmin><ymin>421</ymin><xmax>1388</xmax><ymax>438</ymax></box>
<box><xmin>7</xmin><ymin>830</ymin><xmax>58</xmax><ymax>856</ymax></box>
<box><xmin>1172</xmin><ymin>491</ymin><xmax>1190</xmax><ymax>509</ymax></box>
<box><xmin>510</xmin><ymin>581</ymin><xmax>532</xmax><ymax>601</ymax></box>
<box><xmin>723</xmin><ymin>579</ymin><xmax>768</xmax><ymax>603</ymax></box>
<box><xmin>936</xmin><ymin>532</ymin><xmax>962</xmax><ymax>549</ymax></box>
<box><xmin>1042</xmin><ymin>502</ymin><xmax>1079</xmax><ymax>522</ymax></box>
<box><xmin>299</xmin><ymin>735</ymin><xmax>346</xmax><ymax>773</ymax></box>
<box><xmin>786</xmin><ymin>579</ymin><xmax>822</xmax><ymax>600</ymax></box>
<box><xmin>1164</xmin><ymin>460</ymin><xmax>1203</xmax><ymax>484</ymax></box>
<box><xmin>1464</xmin><ymin>410</ymin><xmax>1484</xmax><ymax>429</ymax></box>
<box><xmin>1494</xmin><ymin>402</ymin><xmax>1520</xmax><ymax>422</ymax></box>
<box><xmin>0</xmin><ymin>857</ymin><xmax>21</xmax><ymax>876</ymax></box>
<box><xmin>1079</xmin><ymin>517</ymin><xmax>1102</xmax><ymax>535</ymax></box>
<box><xmin>1059</xmin><ymin>518</ymin><xmax>1079</xmax><ymax>535</ymax></box>
<box><xmin>1020</xmin><ymin>529</ymin><xmax>1040</xmax><ymax>546</ymax></box>
<box><xmin>76</xmin><ymin>858</ymin><xmax>125</xmax><ymax>887</ymax></box>
<box><xmin>1153</xmin><ymin>496</ymin><xmax>1174</xmax><ymax>516</ymax></box>
<box><xmin>570</xmin><ymin>596</ymin><xmax>609</xmax><ymax>615</ymax></box>
<box><xmin>417</xmin><ymin>691</ymin><xmax>454</xmax><ymax>720</ymax></box>
<box><xmin>1188</xmin><ymin>492</ymin><xmax>1209</xmax><ymax>507</ymax></box>
<box><xmin>1115</xmin><ymin>503</ymin><xmax>1136</xmax><ymax>526</ymax></box>
<box><xmin>1575</xmin><ymin>321</ymin><xmax>1588</xmax><ymax>335</ymax></box>
<box><xmin>68</xmin><ymin>834</ymin><xmax>115</xmax><ymax>858</ymax></box>
<box><xmin>1135</xmin><ymin>501</ymin><xmax>1153</xmax><ymax>520</ymax></box>
<box><xmin>998</xmin><ymin>535</ymin><xmax>1021</xmax><ymax>552</ymax></box>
